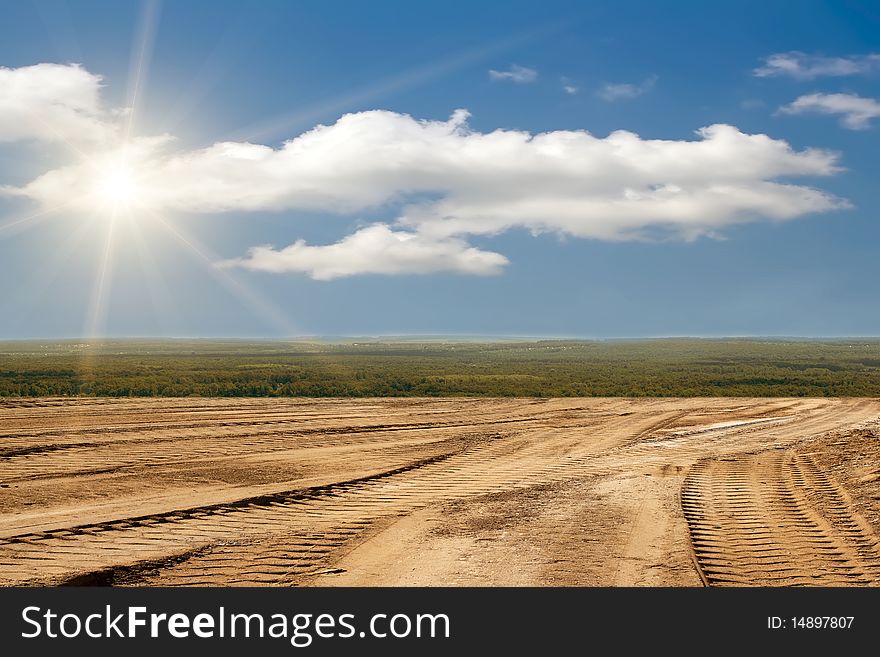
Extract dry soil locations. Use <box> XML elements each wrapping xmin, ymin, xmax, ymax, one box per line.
<box><xmin>0</xmin><ymin>397</ymin><xmax>878</xmax><ymax>587</ymax></box>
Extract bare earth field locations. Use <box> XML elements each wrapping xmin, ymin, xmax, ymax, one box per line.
<box><xmin>0</xmin><ymin>397</ymin><xmax>879</xmax><ymax>587</ymax></box>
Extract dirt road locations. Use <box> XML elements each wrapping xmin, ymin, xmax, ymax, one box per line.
<box><xmin>0</xmin><ymin>397</ymin><xmax>878</xmax><ymax>586</ymax></box>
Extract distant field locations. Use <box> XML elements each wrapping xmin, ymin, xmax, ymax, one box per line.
<box><xmin>1</xmin><ymin>338</ymin><xmax>880</xmax><ymax>397</ymax></box>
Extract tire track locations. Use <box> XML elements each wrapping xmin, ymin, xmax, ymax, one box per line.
<box><xmin>682</xmin><ymin>449</ymin><xmax>880</xmax><ymax>586</ymax></box>
<box><xmin>0</xmin><ymin>448</ymin><xmax>472</xmax><ymax>546</ymax></box>
<box><xmin>0</xmin><ymin>425</ymin><xmax>623</xmax><ymax>586</ymax></box>
<box><xmin>2</xmin><ymin>397</ymin><xmax>874</xmax><ymax>587</ymax></box>
<box><xmin>0</xmin><ymin>405</ymin><xmax>585</xmax><ymax>483</ymax></box>
<box><xmin>0</xmin><ymin>449</ymin><xmax>467</xmax><ymax>585</ymax></box>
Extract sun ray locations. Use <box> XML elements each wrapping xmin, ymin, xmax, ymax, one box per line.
<box><xmin>0</xmin><ymin>197</ymin><xmax>89</xmax><ymax>236</ymax></box>
<box><xmin>148</xmin><ymin>212</ymin><xmax>298</xmax><ymax>336</ymax></box>
<box><xmin>225</xmin><ymin>22</ymin><xmax>562</xmax><ymax>143</ymax></box>
<box><xmin>124</xmin><ymin>0</ymin><xmax>163</xmax><ymax>144</ymax></box>
<box><xmin>24</xmin><ymin>107</ymin><xmax>107</xmax><ymax>167</ymax></box>
<box><xmin>75</xmin><ymin>210</ymin><xmax>121</xmax><ymax>386</ymax></box>
<box><xmin>84</xmin><ymin>212</ymin><xmax>119</xmax><ymax>339</ymax></box>
<box><xmin>153</xmin><ymin>12</ymin><xmax>248</xmax><ymax>138</ymax></box>
<box><xmin>125</xmin><ymin>208</ymin><xmax>178</xmax><ymax>334</ymax></box>
<box><xmin>0</xmin><ymin>212</ymin><xmax>100</xmax><ymax>326</ymax></box>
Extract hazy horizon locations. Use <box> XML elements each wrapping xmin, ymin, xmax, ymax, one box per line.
<box><xmin>3</xmin><ymin>334</ymin><xmax>880</xmax><ymax>343</ymax></box>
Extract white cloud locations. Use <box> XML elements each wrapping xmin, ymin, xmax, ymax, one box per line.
<box><xmin>597</xmin><ymin>76</ymin><xmax>656</xmax><ymax>102</ymax></box>
<box><xmin>488</xmin><ymin>64</ymin><xmax>537</xmax><ymax>83</ymax></box>
<box><xmin>754</xmin><ymin>52</ymin><xmax>880</xmax><ymax>79</ymax></box>
<box><xmin>779</xmin><ymin>93</ymin><xmax>880</xmax><ymax>130</ymax></box>
<box><xmin>2</xmin><ymin>63</ymin><xmax>852</xmax><ymax>278</ymax></box>
<box><xmin>219</xmin><ymin>224</ymin><xmax>508</xmax><ymax>279</ymax></box>
<box><xmin>0</xmin><ymin>63</ymin><xmax>118</xmax><ymax>145</ymax></box>
<box><xmin>13</xmin><ymin>108</ymin><xmax>845</xmax><ymax>241</ymax></box>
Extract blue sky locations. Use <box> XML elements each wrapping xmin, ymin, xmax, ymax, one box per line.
<box><xmin>1</xmin><ymin>0</ymin><xmax>879</xmax><ymax>338</ymax></box>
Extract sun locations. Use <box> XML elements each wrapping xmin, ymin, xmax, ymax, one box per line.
<box><xmin>96</xmin><ymin>168</ymin><xmax>138</xmax><ymax>207</ymax></box>
<box><xmin>86</xmin><ymin>151</ymin><xmax>151</xmax><ymax>215</ymax></box>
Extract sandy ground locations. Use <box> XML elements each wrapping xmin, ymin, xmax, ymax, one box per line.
<box><xmin>0</xmin><ymin>397</ymin><xmax>878</xmax><ymax>587</ymax></box>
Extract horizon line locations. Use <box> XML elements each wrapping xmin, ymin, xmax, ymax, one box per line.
<box><xmin>3</xmin><ymin>334</ymin><xmax>880</xmax><ymax>343</ymax></box>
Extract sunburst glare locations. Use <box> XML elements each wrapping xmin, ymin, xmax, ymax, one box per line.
<box><xmin>89</xmin><ymin>153</ymin><xmax>148</xmax><ymax>214</ymax></box>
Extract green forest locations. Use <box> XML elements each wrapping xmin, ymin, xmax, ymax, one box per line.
<box><xmin>1</xmin><ymin>338</ymin><xmax>879</xmax><ymax>397</ymax></box>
